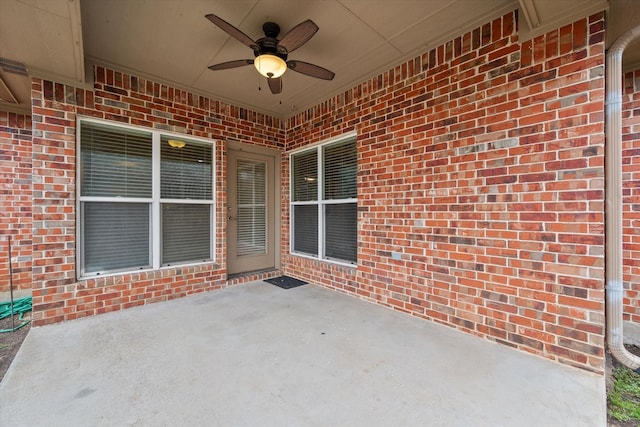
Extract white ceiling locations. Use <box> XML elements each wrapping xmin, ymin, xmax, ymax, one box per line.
<box><xmin>1</xmin><ymin>0</ymin><xmax>638</xmax><ymax>119</ymax></box>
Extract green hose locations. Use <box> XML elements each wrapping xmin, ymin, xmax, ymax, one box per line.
<box><xmin>0</xmin><ymin>296</ymin><xmax>32</xmax><ymax>333</ymax></box>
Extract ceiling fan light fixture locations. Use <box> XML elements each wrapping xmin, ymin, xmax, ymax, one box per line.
<box><xmin>254</xmin><ymin>54</ymin><xmax>287</xmax><ymax>78</ymax></box>
<box><xmin>168</xmin><ymin>139</ymin><xmax>186</xmax><ymax>148</ymax></box>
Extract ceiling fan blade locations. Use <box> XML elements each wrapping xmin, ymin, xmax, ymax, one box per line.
<box><xmin>268</xmin><ymin>77</ymin><xmax>282</xmax><ymax>94</ymax></box>
<box><xmin>287</xmin><ymin>60</ymin><xmax>335</xmax><ymax>80</ymax></box>
<box><xmin>208</xmin><ymin>59</ymin><xmax>254</xmax><ymax>71</ymax></box>
<box><xmin>277</xmin><ymin>20</ymin><xmax>319</xmax><ymax>54</ymax></box>
<box><xmin>205</xmin><ymin>14</ymin><xmax>259</xmax><ymax>50</ymax></box>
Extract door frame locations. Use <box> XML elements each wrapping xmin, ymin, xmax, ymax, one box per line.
<box><xmin>226</xmin><ymin>139</ymin><xmax>281</xmax><ymax>275</ymax></box>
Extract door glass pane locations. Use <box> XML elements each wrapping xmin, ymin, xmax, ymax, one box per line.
<box><xmin>237</xmin><ymin>160</ymin><xmax>267</xmax><ymax>256</ymax></box>
<box><xmin>83</xmin><ymin>202</ymin><xmax>150</xmax><ymax>273</ymax></box>
<box><xmin>293</xmin><ymin>205</ymin><xmax>318</xmax><ymax>256</ymax></box>
<box><xmin>162</xmin><ymin>203</ymin><xmax>211</xmax><ymax>265</ymax></box>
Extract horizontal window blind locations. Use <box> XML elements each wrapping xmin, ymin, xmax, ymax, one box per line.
<box><xmin>237</xmin><ymin>206</ymin><xmax>266</xmax><ymax>256</ymax></box>
<box><xmin>293</xmin><ymin>204</ymin><xmax>318</xmax><ymax>256</ymax></box>
<box><xmin>292</xmin><ymin>150</ymin><xmax>318</xmax><ymax>202</ymax></box>
<box><xmin>324</xmin><ymin>139</ymin><xmax>357</xmax><ymax>200</ymax></box>
<box><xmin>237</xmin><ymin>160</ymin><xmax>266</xmax><ymax>256</ymax></box>
<box><xmin>80</xmin><ymin>122</ymin><xmax>152</xmax><ymax>198</ymax></box>
<box><xmin>237</xmin><ymin>160</ymin><xmax>266</xmax><ymax>205</ymax></box>
<box><xmin>325</xmin><ymin>203</ymin><xmax>357</xmax><ymax>263</ymax></box>
<box><xmin>161</xmin><ymin>138</ymin><xmax>212</xmax><ymax>200</ymax></box>
<box><xmin>83</xmin><ymin>202</ymin><xmax>150</xmax><ymax>273</ymax></box>
<box><xmin>161</xmin><ymin>204</ymin><xmax>211</xmax><ymax>265</ymax></box>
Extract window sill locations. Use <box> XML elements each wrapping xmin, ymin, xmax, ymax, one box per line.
<box><xmin>78</xmin><ymin>260</ymin><xmax>219</xmax><ymax>281</ymax></box>
<box><xmin>289</xmin><ymin>252</ymin><xmax>357</xmax><ymax>270</ymax></box>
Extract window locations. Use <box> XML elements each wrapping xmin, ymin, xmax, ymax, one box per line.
<box><xmin>290</xmin><ymin>136</ymin><xmax>357</xmax><ymax>264</ymax></box>
<box><xmin>78</xmin><ymin>119</ymin><xmax>214</xmax><ymax>277</ymax></box>
<box><xmin>160</xmin><ymin>136</ymin><xmax>212</xmax><ymax>265</ymax></box>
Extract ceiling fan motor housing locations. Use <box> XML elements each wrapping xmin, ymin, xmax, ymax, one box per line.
<box><xmin>254</xmin><ymin>22</ymin><xmax>288</xmax><ymax>61</ymax></box>
<box><xmin>263</xmin><ymin>22</ymin><xmax>280</xmax><ymax>38</ymax></box>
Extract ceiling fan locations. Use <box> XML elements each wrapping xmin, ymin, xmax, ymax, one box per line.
<box><xmin>205</xmin><ymin>14</ymin><xmax>335</xmax><ymax>94</ymax></box>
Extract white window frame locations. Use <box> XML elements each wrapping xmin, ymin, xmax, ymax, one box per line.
<box><xmin>289</xmin><ymin>131</ymin><xmax>357</xmax><ymax>266</ymax></box>
<box><xmin>76</xmin><ymin>117</ymin><xmax>216</xmax><ymax>278</ymax></box>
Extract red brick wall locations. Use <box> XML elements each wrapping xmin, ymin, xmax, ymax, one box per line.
<box><xmin>30</xmin><ymin>66</ymin><xmax>284</xmax><ymax>325</ymax></box>
<box><xmin>284</xmin><ymin>11</ymin><xmax>606</xmax><ymax>373</ymax></box>
<box><xmin>623</xmin><ymin>69</ymin><xmax>640</xmax><ymax>322</ymax></box>
<box><xmin>24</xmin><ymin>11</ymin><xmax>612</xmax><ymax>374</ymax></box>
<box><xmin>0</xmin><ymin>112</ymin><xmax>32</xmax><ymax>293</ymax></box>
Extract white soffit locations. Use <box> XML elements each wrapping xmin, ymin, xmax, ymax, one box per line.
<box><xmin>0</xmin><ymin>0</ymin><xmax>84</xmax><ymax>83</ymax></box>
<box><xmin>608</xmin><ymin>0</ymin><xmax>640</xmax><ymax>72</ymax></box>
<box><xmin>517</xmin><ymin>0</ymin><xmax>609</xmax><ymax>42</ymax></box>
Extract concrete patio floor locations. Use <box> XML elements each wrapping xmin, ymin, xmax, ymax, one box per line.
<box><xmin>1</xmin><ymin>281</ymin><xmax>605</xmax><ymax>426</ymax></box>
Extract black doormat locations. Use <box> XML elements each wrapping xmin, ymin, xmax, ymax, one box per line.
<box><xmin>264</xmin><ymin>276</ymin><xmax>308</xmax><ymax>290</ymax></box>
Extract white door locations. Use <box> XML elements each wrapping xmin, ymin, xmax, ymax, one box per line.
<box><xmin>227</xmin><ymin>148</ymin><xmax>276</xmax><ymax>275</ymax></box>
